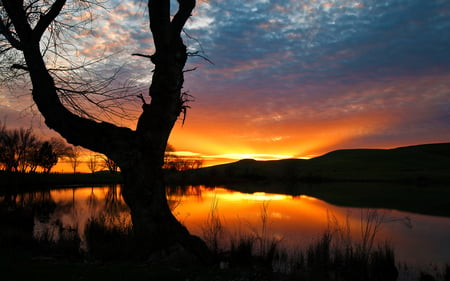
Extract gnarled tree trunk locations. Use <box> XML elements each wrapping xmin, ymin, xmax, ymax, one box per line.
<box><xmin>1</xmin><ymin>0</ymin><xmax>209</xmax><ymax>262</ymax></box>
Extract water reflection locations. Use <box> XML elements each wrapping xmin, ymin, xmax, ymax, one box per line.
<box><xmin>1</xmin><ymin>185</ymin><xmax>449</xmax><ymax>266</ymax></box>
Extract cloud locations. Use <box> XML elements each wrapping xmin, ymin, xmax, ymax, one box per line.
<box><xmin>1</xmin><ymin>0</ymin><xmax>449</xmax><ymax>161</ymax></box>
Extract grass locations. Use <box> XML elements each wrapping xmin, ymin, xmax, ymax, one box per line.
<box><xmin>215</xmin><ymin>208</ymin><xmax>401</xmax><ymax>281</ymax></box>
<box><xmin>196</xmin><ymin>200</ymin><xmax>410</xmax><ymax>281</ymax></box>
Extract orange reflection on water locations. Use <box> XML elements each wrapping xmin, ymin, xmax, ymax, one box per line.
<box><xmin>31</xmin><ymin>185</ymin><xmax>450</xmax><ymax>265</ymax></box>
<box><xmin>46</xmin><ymin>185</ymin><xmax>131</xmax><ymax>240</ymax></box>
<box><xmin>172</xmin><ymin>187</ymin><xmax>335</xmax><ymax>247</ymax></box>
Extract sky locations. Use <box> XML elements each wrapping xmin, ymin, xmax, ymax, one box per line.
<box><xmin>1</xmin><ymin>0</ymin><xmax>450</xmax><ymax>167</ymax></box>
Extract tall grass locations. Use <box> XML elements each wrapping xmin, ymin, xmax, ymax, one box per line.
<box><xmin>84</xmin><ymin>215</ymin><xmax>137</xmax><ymax>261</ymax></box>
<box><xmin>33</xmin><ymin>221</ymin><xmax>82</xmax><ymax>260</ymax></box>
<box><xmin>201</xmin><ymin>194</ymin><xmax>224</xmax><ymax>254</ymax></box>
<box><xmin>282</xmin><ymin>209</ymin><xmax>400</xmax><ymax>281</ymax></box>
<box><xmin>200</xmin><ymin>204</ymin><xmax>402</xmax><ymax>280</ymax></box>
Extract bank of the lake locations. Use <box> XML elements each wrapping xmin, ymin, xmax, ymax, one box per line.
<box><xmin>223</xmin><ymin>181</ymin><xmax>450</xmax><ymax>218</ymax></box>
<box><xmin>2</xmin><ymin>172</ymin><xmax>450</xmax><ymax>218</ymax></box>
<box><xmin>0</xmin><ymin>171</ymin><xmax>122</xmax><ymax>192</ymax></box>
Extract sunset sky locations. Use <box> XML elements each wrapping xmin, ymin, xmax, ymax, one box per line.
<box><xmin>1</xmin><ymin>0</ymin><xmax>449</xmax><ymax>167</ymax></box>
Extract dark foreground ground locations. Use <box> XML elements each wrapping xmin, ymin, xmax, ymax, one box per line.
<box><xmin>1</xmin><ymin>259</ymin><xmax>275</xmax><ymax>281</ymax></box>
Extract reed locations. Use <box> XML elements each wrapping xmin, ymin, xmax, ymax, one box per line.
<box><xmin>201</xmin><ymin>194</ymin><xmax>224</xmax><ymax>254</ymax></box>
<box><xmin>84</xmin><ymin>215</ymin><xmax>136</xmax><ymax>261</ymax></box>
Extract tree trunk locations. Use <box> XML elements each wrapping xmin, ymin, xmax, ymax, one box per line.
<box><xmin>121</xmin><ymin>162</ymin><xmax>209</xmax><ymax>261</ymax></box>
<box><xmin>117</xmin><ymin>0</ymin><xmax>210</xmax><ymax>261</ymax></box>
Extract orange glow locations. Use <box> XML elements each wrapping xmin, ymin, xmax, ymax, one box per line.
<box><xmin>172</xmin><ymin>187</ymin><xmax>336</xmax><ymax>244</ymax></box>
<box><xmin>37</xmin><ymin>73</ymin><xmax>450</xmax><ymax>170</ymax></box>
<box><xmin>166</xmin><ymin>73</ymin><xmax>450</xmax><ymax>166</ymax></box>
<box><xmin>23</xmin><ymin>185</ymin><xmax>450</xmax><ymax>265</ymax></box>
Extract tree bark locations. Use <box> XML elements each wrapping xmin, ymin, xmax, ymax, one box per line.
<box><xmin>1</xmin><ymin>0</ymin><xmax>210</xmax><ymax>262</ymax></box>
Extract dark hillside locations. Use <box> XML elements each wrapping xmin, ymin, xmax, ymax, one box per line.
<box><xmin>306</xmin><ymin>143</ymin><xmax>450</xmax><ymax>182</ymax></box>
<box><xmin>169</xmin><ymin>143</ymin><xmax>450</xmax><ymax>184</ymax></box>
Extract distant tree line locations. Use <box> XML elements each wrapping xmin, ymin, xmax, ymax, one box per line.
<box><xmin>83</xmin><ymin>152</ymin><xmax>120</xmax><ymax>174</ymax></box>
<box><xmin>163</xmin><ymin>144</ymin><xmax>203</xmax><ymax>171</ymax></box>
<box><xmin>81</xmin><ymin>144</ymin><xmax>200</xmax><ymax>174</ymax></box>
<box><xmin>1</xmin><ymin>122</ymin><xmax>202</xmax><ymax>174</ymax></box>
<box><xmin>0</xmin><ymin>122</ymin><xmax>72</xmax><ymax>173</ymax></box>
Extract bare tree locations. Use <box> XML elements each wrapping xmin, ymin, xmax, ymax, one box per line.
<box><xmin>0</xmin><ymin>0</ymin><xmax>209</xmax><ymax>260</ymax></box>
<box><xmin>49</xmin><ymin>137</ymin><xmax>74</xmax><ymax>161</ymax></box>
<box><xmin>0</xmin><ymin>122</ymin><xmax>68</xmax><ymax>172</ymax></box>
<box><xmin>0</xmin><ymin>123</ymin><xmax>38</xmax><ymax>172</ymax></box>
<box><xmin>164</xmin><ymin>144</ymin><xmax>204</xmax><ymax>171</ymax></box>
<box><xmin>36</xmin><ymin>141</ymin><xmax>58</xmax><ymax>173</ymax></box>
<box><xmin>67</xmin><ymin>146</ymin><xmax>81</xmax><ymax>174</ymax></box>
<box><xmin>0</xmin><ymin>122</ymin><xmax>19</xmax><ymax>171</ymax></box>
<box><xmin>101</xmin><ymin>155</ymin><xmax>119</xmax><ymax>174</ymax></box>
<box><xmin>17</xmin><ymin>127</ymin><xmax>39</xmax><ymax>172</ymax></box>
<box><xmin>87</xmin><ymin>153</ymin><xmax>101</xmax><ymax>173</ymax></box>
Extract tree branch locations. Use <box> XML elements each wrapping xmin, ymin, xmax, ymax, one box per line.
<box><xmin>0</xmin><ymin>16</ymin><xmax>22</xmax><ymax>50</ymax></box>
<box><xmin>11</xmin><ymin>63</ymin><xmax>28</xmax><ymax>71</ymax></box>
<box><xmin>148</xmin><ymin>0</ymin><xmax>170</xmax><ymax>52</ymax></box>
<box><xmin>1</xmin><ymin>0</ymin><xmax>33</xmax><ymax>44</ymax></box>
<box><xmin>132</xmin><ymin>53</ymin><xmax>152</xmax><ymax>59</ymax></box>
<box><xmin>33</xmin><ymin>0</ymin><xmax>66</xmax><ymax>41</ymax></box>
<box><xmin>170</xmin><ymin>0</ymin><xmax>195</xmax><ymax>39</ymax></box>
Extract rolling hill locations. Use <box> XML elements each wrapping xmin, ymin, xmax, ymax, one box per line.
<box><xmin>170</xmin><ymin>143</ymin><xmax>450</xmax><ymax>185</ymax></box>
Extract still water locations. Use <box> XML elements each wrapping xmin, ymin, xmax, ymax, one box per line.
<box><xmin>3</xmin><ymin>185</ymin><xmax>450</xmax><ymax>267</ymax></box>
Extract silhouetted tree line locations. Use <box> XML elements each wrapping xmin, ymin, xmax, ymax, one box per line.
<box><xmin>84</xmin><ymin>153</ymin><xmax>120</xmax><ymax>174</ymax></box>
<box><xmin>0</xmin><ymin>122</ymin><xmax>72</xmax><ymax>173</ymax></box>
<box><xmin>82</xmin><ymin>145</ymin><xmax>200</xmax><ymax>174</ymax></box>
<box><xmin>163</xmin><ymin>144</ymin><xmax>203</xmax><ymax>171</ymax></box>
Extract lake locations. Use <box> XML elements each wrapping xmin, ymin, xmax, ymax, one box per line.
<box><xmin>2</xmin><ymin>184</ymin><xmax>449</xmax><ymax>269</ymax></box>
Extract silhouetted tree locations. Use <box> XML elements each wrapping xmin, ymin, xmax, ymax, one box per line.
<box><xmin>0</xmin><ymin>122</ymin><xmax>69</xmax><ymax>172</ymax></box>
<box><xmin>37</xmin><ymin>141</ymin><xmax>58</xmax><ymax>173</ymax></box>
<box><xmin>67</xmin><ymin>146</ymin><xmax>81</xmax><ymax>174</ymax></box>
<box><xmin>49</xmin><ymin>137</ymin><xmax>73</xmax><ymax>160</ymax></box>
<box><xmin>0</xmin><ymin>123</ymin><xmax>38</xmax><ymax>172</ymax></box>
<box><xmin>164</xmin><ymin>144</ymin><xmax>204</xmax><ymax>171</ymax></box>
<box><xmin>0</xmin><ymin>122</ymin><xmax>19</xmax><ymax>171</ymax></box>
<box><xmin>87</xmin><ymin>153</ymin><xmax>101</xmax><ymax>173</ymax></box>
<box><xmin>101</xmin><ymin>155</ymin><xmax>119</xmax><ymax>174</ymax></box>
<box><xmin>0</xmin><ymin>0</ymin><xmax>209</xmax><ymax>260</ymax></box>
<box><xmin>17</xmin><ymin>127</ymin><xmax>39</xmax><ymax>172</ymax></box>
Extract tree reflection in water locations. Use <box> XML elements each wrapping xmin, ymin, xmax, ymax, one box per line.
<box><xmin>2</xmin><ymin>185</ymin><xmax>449</xmax><ymax>270</ymax></box>
<box><xmin>98</xmin><ymin>185</ymin><xmax>131</xmax><ymax>230</ymax></box>
<box><xmin>0</xmin><ymin>190</ymin><xmax>81</xmax><ymax>258</ymax></box>
<box><xmin>166</xmin><ymin>185</ymin><xmax>203</xmax><ymax>212</ymax></box>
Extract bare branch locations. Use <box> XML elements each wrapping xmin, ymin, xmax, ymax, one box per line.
<box><xmin>187</xmin><ymin>51</ymin><xmax>214</xmax><ymax>65</ymax></box>
<box><xmin>183</xmin><ymin>67</ymin><xmax>197</xmax><ymax>73</ymax></box>
<box><xmin>11</xmin><ymin>63</ymin><xmax>28</xmax><ymax>71</ymax></box>
<box><xmin>1</xmin><ymin>0</ymin><xmax>33</xmax><ymax>44</ymax></box>
<box><xmin>0</xmin><ymin>15</ymin><xmax>22</xmax><ymax>49</ymax></box>
<box><xmin>132</xmin><ymin>53</ymin><xmax>152</xmax><ymax>59</ymax></box>
<box><xmin>33</xmin><ymin>0</ymin><xmax>67</xmax><ymax>40</ymax></box>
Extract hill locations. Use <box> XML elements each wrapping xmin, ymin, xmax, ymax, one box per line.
<box><xmin>169</xmin><ymin>143</ymin><xmax>450</xmax><ymax>185</ymax></box>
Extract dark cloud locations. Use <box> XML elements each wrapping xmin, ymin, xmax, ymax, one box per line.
<box><xmin>188</xmin><ymin>0</ymin><xmax>450</xmax><ymax>85</ymax></box>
